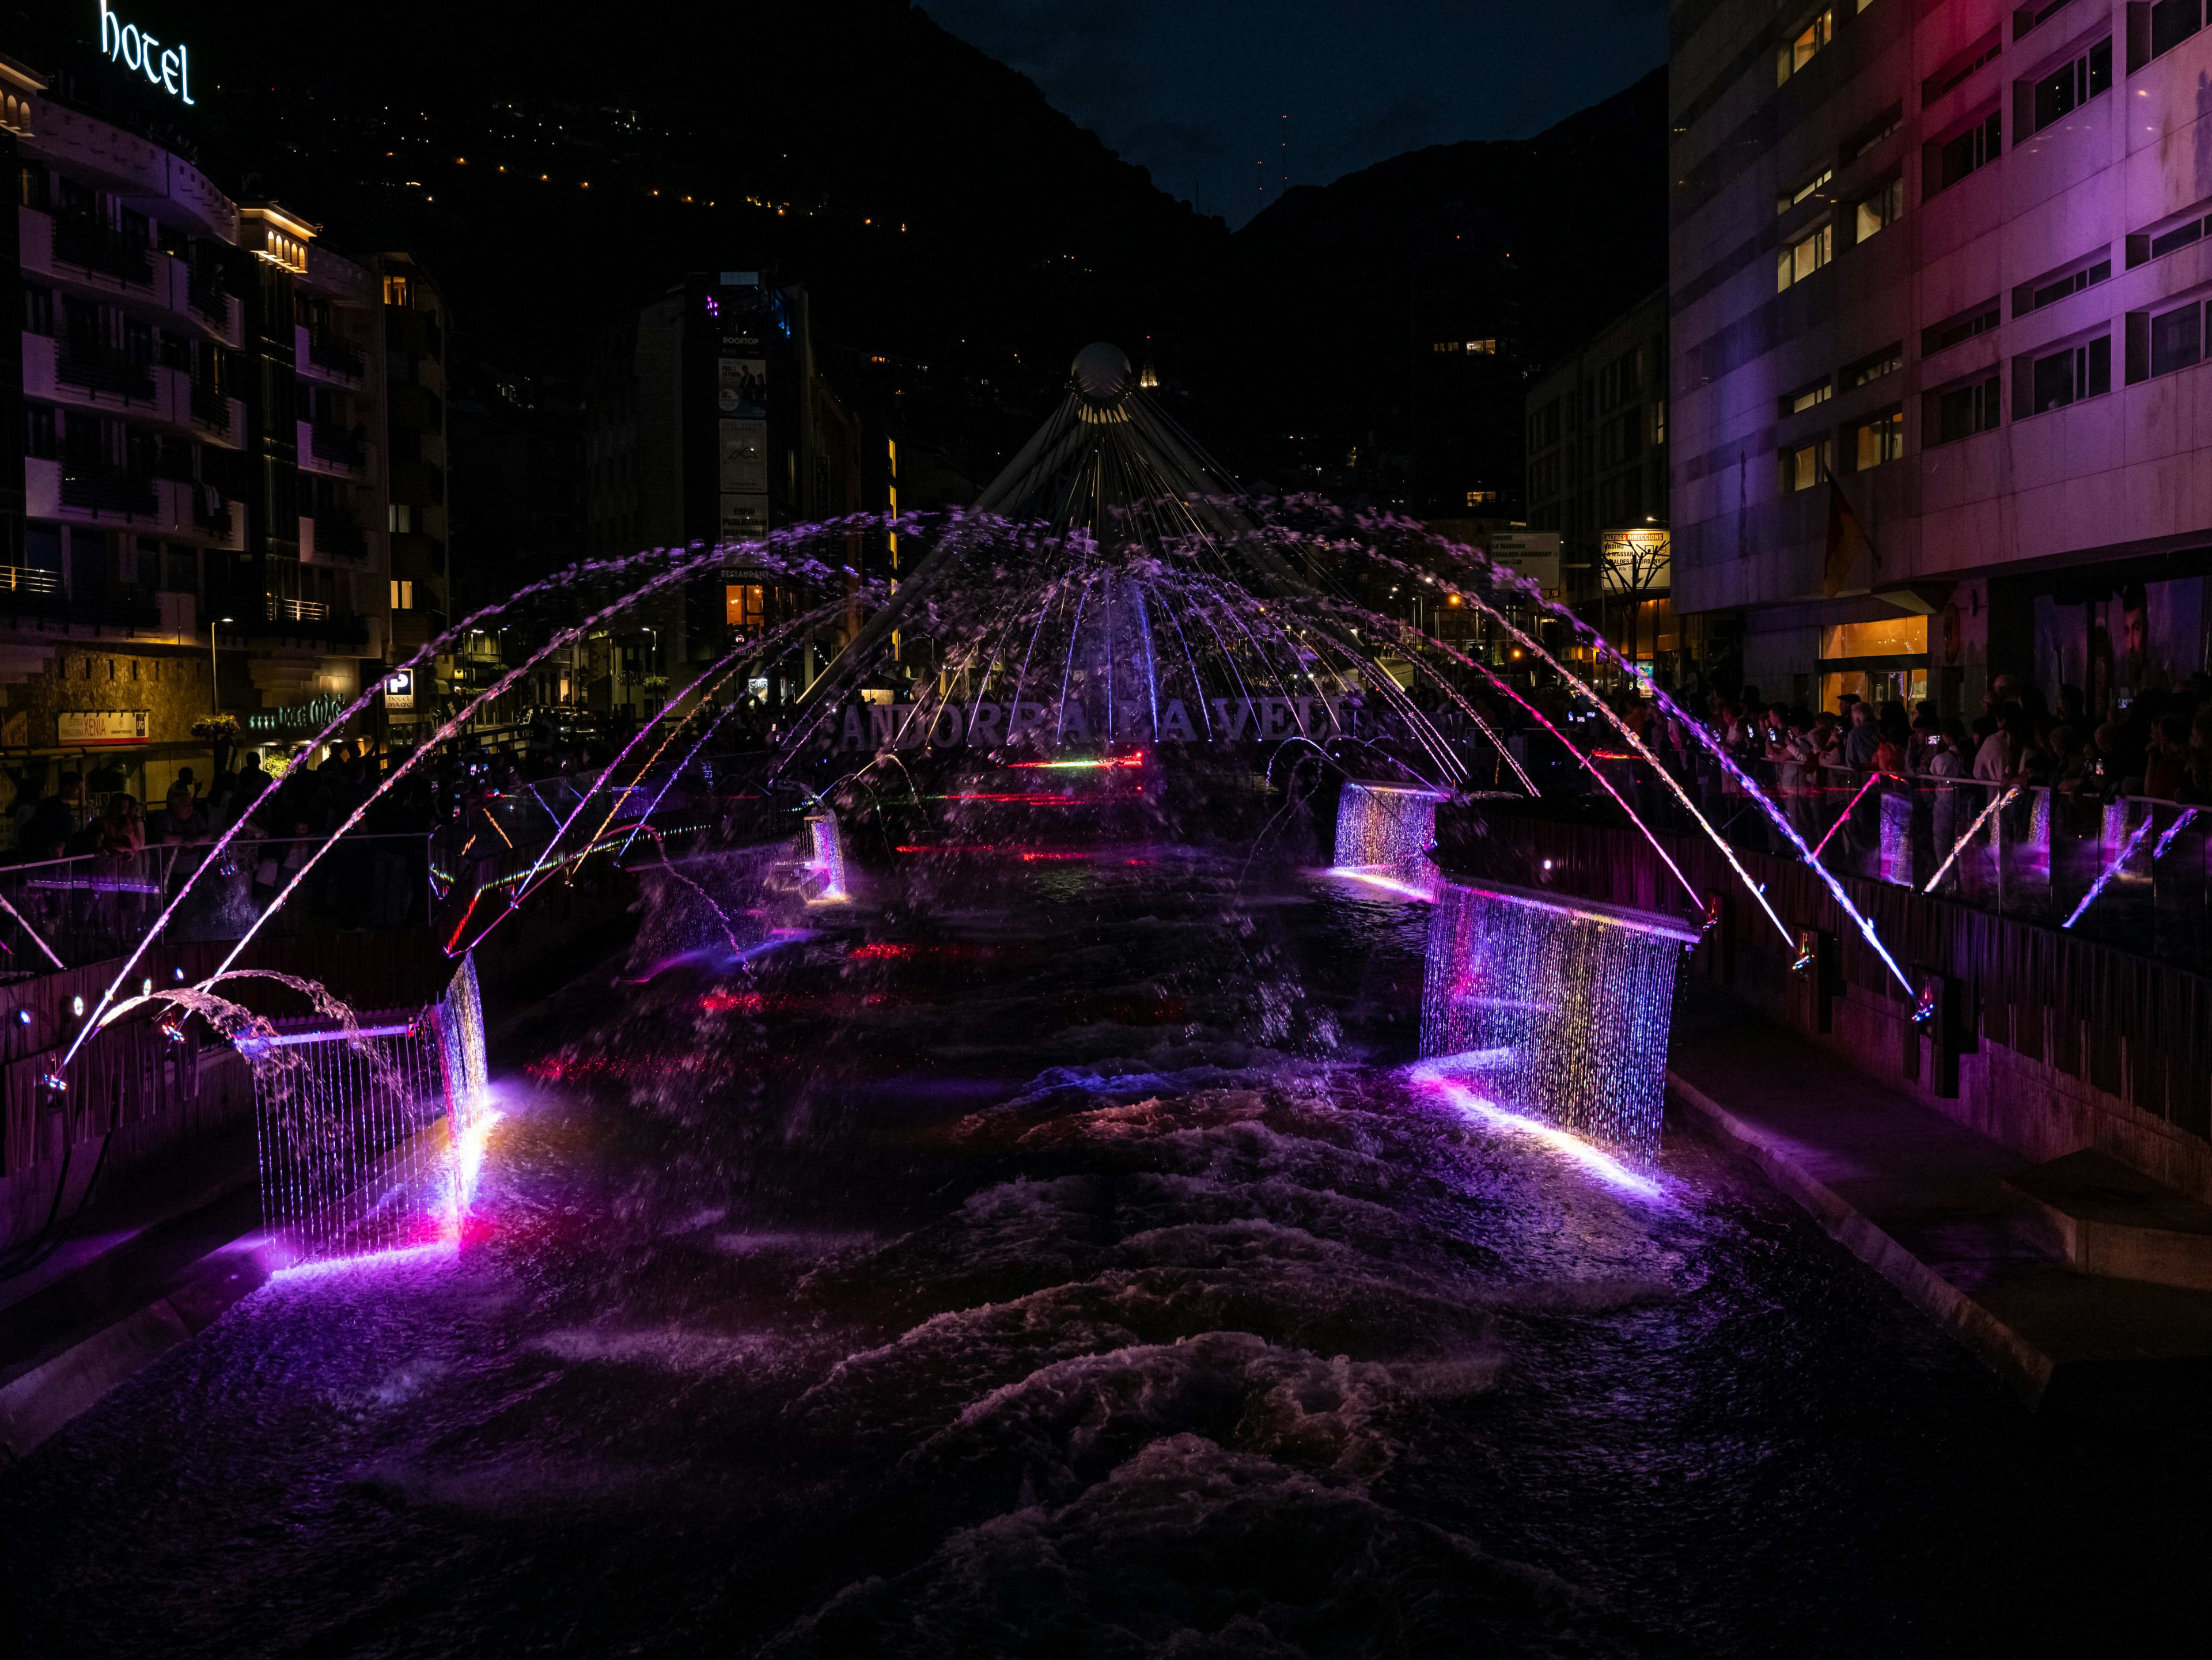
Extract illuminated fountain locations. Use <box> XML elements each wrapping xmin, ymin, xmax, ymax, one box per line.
<box><xmin>40</xmin><ymin>340</ymin><xmax>1934</xmax><ymax>1265</ymax></box>
<box><xmin>1328</xmin><ymin>781</ymin><xmax>1446</xmax><ymax>899</ymax></box>
<box><xmin>805</xmin><ymin>814</ymin><xmax>849</xmax><ymax>901</ymax></box>
<box><xmin>1416</xmin><ymin>881</ymin><xmax>1698</xmax><ymax>1168</ymax></box>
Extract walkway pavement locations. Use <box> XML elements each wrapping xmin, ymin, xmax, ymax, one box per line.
<box><xmin>0</xmin><ymin>1131</ymin><xmax>279</xmax><ymax>1460</ymax></box>
<box><xmin>1669</xmin><ymin>991</ymin><xmax>2212</xmax><ymax>1413</ymax></box>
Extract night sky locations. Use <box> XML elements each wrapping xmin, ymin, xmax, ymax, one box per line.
<box><xmin>922</xmin><ymin>0</ymin><xmax>1668</xmax><ymax>225</ymax></box>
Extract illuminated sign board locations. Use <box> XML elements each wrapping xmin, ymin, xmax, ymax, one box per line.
<box><xmin>58</xmin><ymin>710</ymin><xmax>148</xmax><ymax>746</ymax></box>
<box><xmin>382</xmin><ymin>668</ymin><xmax>415</xmax><ymax>712</ymax></box>
<box><xmin>98</xmin><ymin>3</ymin><xmax>196</xmax><ymax>105</ymax></box>
<box><xmin>1483</xmin><ymin>532</ymin><xmax>1562</xmax><ymax>592</ymax></box>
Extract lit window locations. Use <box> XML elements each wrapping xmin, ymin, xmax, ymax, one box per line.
<box><xmin>1431</xmin><ymin>340</ymin><xmax>1462</xmax><ymax>353</ymax></box>
<box><xmin>382</xmin><ymin>275</ymin><xmax>411</xmax><ymax>308</ymax></box>
<box><xmin>1782</xmin><ymin>379</ymin><xmax>1833</xmax><ymax>416</ymax></box>
<box><xmin>1464</xmin><ymin>489</ymin><xmax>1500</xmax><ymax>506</ymax></box>
<box><xmin>1853</xmin><ymin>410</ymin><xmax>1903</xmax><ymax>469</ymax></box>
<box><xmin>1778</xmin><ymin>9</ymin><xmax>1834</xmax><ymax>85</ymax></box>
<box><xmin>1467</xmin><ymin>339</ymin><xmax>1497</xmax><ymax>354</ymax></box>
<box><xmin>1854</xmin><ymin>177</ymin><xmax>1903</xmax><ymax>242</ymax></box>
<box><xmin>1779</xmin><ymin>167</ymin><xmax>1833</xmax><ymax>215</ymax></box>
<box><xmin>390</xmin><ymin>579</ymin><xmax>414</xmax><ymax>609</ymax></box>
<box><xmin>1779</xmin><ymin>438</ymin><xmax>1832</xmax><ymax>492</ymax></box>
<box><xmin>1777</xmin><ymin>222</ymin><xmax>1834</xmax><ymax>290</ymax></box>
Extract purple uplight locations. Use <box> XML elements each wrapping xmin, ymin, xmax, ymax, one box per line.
<box><xmin>1410</xmin><ymin>1066</ymin><xmax>1665</xmax><ymax>1200</ymax></box>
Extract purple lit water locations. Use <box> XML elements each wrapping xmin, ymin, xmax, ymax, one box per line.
<box><xmin>5</xmin><ymin>856</ymin><xmax>2205</xmax><ymax>1656</ymax></box>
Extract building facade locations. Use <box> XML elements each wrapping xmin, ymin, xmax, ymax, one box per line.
<box><xmin>583</xmin><ymin>272</ymin><xmax>858</xmax><ymax>717</ymax></box>
<box><xmin>1525</xmin><ymin>287</ymin><xmax>1676</xmax><ymax>676</ymax></box>
<box><xmin>0</xmin><ymin>48</ymin><xmax>390</xmax><ymax>820</ymax></box>
<box><xmin>1671</xmin><ymin>0</ymin><xmax>2212</xmax><ymax>714</ymax></box>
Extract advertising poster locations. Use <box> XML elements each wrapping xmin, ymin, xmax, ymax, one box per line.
<box><xmin>719</xmin><ymin>420</ymin><xmax>767</xmax><ymax>492</ymax></box>
<box><xmin>717</xmin><ymin>358</ymin><xmax>767</xmax><ymax>419</ymax></box>
<box><xmin>719</xmin><ymin>494</ymin><xmax>768</xmax><ymax>539</ymax></box>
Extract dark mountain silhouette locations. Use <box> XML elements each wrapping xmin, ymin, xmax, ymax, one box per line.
<box><xmin>9</xmin><ymin>1</ymin><xmax>1664</xmax><ymax>506</ymax></box>
<box><xmin>1200</xmin><ymin>67</ymin><xmax>1668</xmax><ymax>511</ymax></box>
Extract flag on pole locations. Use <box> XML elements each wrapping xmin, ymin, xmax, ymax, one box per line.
<box><xmin>1822</xmin><ymin>472</ymin><xmax>1875</xmax><ymax>598</ymax></box>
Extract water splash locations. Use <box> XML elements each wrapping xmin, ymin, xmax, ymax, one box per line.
<box><xmin>1418</xmin><ymin>880</ymin><xmax>1695</xmax><ymax>1164</ymax></box>
<box><xmin>1327</xmin><ymin>782</ymin><xmax>1444</xmax><ymax>900</ymax></box>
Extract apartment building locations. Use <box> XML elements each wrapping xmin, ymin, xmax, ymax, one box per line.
<box><xmin>1671</xmin><ymin>0</ymin><xmax>2212</xmax><ymax>714</ymax></box>
<box><xmin>0</xmin><ymin>47</ymin><xmax>388</xmax><ymax>802</ymax></box>
<box><xmin>1525</xmin><ymin>287</ymin><xmax>1677</xmax><ymax>674</ymax></box>
<box><xmin>583</xmin><ymin>273</ymin><xmax>858</xmax><ymax>717</ymax></box>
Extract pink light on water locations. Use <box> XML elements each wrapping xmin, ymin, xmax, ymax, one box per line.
<box><xmin>1410</xmin><ymin>1066</ymin><xmax>1665</xmax><ymax>1199</ymax></box>
<box><xmin>268</xmin><ymin>1240</ymin><xmax>457</xmax><ymax>1282</ymax></box>
<box><xmin>1321</xmin><ymin>866</ymin><xmax>1438</xmax><ymax>901</ymax></box>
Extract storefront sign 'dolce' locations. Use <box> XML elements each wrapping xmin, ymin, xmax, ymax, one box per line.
<box><xmin>98</xmin><ymin>2</ymin><xmax>197</xmax><ymax>105</ymax></box>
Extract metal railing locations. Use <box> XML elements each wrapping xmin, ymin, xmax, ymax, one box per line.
<box><xmin>58</xmin><ymin>465</ymin><xmax>158</xmax><ymax>516</ymax></box>
<box><xmin>306</xmin><ymin>332</ymin><xmax>365</xmax><ymax>378</ymax></box>
<box><xmin>0</xmin><ymin>566</ymin><xmax>64</xmax><ymax>599</ymax></box>
<box><xmin>0</xmin><ymin>833</ymin><xmax>437</xmax><ymax>970</ymax></box>
<box><xmin>189</xmin><ymin>379</ymin><xmax>232</xmax><ymax>434</ymax></box>
<box><xmin>312</xmin><ymin>511</ymin><xmax>369</xmax><ymax>559</ymax></box>
<box><xmin>51</xmin><ymin>215</ymin><xmax>153</xmax><ymax>285</ymax></box>
<box><xmin>309</xmin><ymin>423</ymin><xmax>366</xmax><ymax>468</ymax></box>
<box><xmin>267</xmin><ymin>596</ymin><xmax>332</xmax><ymax>623</ymax></box>
<box><xmin>1482</xmin><ymin>732</ymin><xmax>2212</xmax><ymax>975</ymax></box>
<box><xmin>187</xmin><ymin>268</ymin><xmax>230</xmax><ymax>325</ymax></box>
<box><xmin>57</xmin><ymin>346</ymin><xmax>156</xmax><ymax>400</ymax></box>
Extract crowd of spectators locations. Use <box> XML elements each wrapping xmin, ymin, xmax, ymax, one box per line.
<box><xmin>1680</xmin><ymin>669</ymin><xmax>2212</xmax><ymax>805</ymax></box>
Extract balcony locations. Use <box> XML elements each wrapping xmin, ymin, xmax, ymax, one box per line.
<box><xmin>0</xmin><ymin>568</ymin><xmax>160</xmax><ymax>628</ymax></box>
<box><xmin>0</xmin><ymin>565</ymin><xmax>63</xmax><ymax>601</ymax></box>
<box><xmin>190</xmin><ymin>380</ymin><xmax>238</xmax><ymax>441</ymax></box>
<box><xmin>187</xmin><ymin>267</ymin><xmax>230</xmax><ymax>327</ymax></box>
<box><xmin>391</xmin><ymin>531</ymin><xmax>446</xmax><ymax>580</ymax></box>
<box><xmin>237</xmin><ymin>605</ymin><xmax>369</xmax><ymax>648</ymax></box>
<box><xmin>388</xmin><ymin>381</ymin><xmax>443</xmax><ymax>433</ymax></box>
<box><xmin>304</xmin><ymin>329</ymin><xmax>365</xmax><ymax>381</ymax></box>
<box><xmin>299</xmin><ymin>420</ymin><xmax>371</xmax><ymax>482</ymax></box>
<box><xmin>386</xmin><ymin>306</ymin><xmax>443</xmax><ymax>361</ymax></box>
<box><xmin>50</xmin><ymin>215</ymin><xmax>153</xmax><ymax>286</ymax></box>
<box><xmin>306</xmin><ymin>510</ymin><xmax>369</xmax><ymax>560</ymax></box>
<box><xmin>192</xmin><ymin>485</ymin><xmax>235</xmax><ymax>538</ymax></box>
<box><xmin>390</xmin><ymin>458</ymin><xmax>445</xmax><ymax>505</ymax></box>
<box><xmin>59</xmin><ymin>465</ymin><xmax>158</xmax><ymax>517</ymax></box>
<box><xmin>57</xmin><ymin>344</ymin><xmax>156</xmax><ymax>401</ymax></box>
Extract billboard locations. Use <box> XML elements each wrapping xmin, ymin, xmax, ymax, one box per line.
<box><xmin>1600</xmin><ymin>528</ymin><xmax>1671</xmax><ymax>595</ymax></box>
<box><xmin>57</xmin><ymin>710</ymin><xmax>147</xmax><ymax>745</ymax></box>
<box><xmin>717</xmin><ymin>358</ymin><xmax>767</xmax><ymax>419</ymax></box>
<box><xmin>1483</xmin><ymin>532</ymin><xmax>1561</xmax><ymax>592</ymax></box>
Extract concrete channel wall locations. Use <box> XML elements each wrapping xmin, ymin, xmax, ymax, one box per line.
<box><xmin>1436</xmin><ymin>809</ymin><xmax>2212</xmax><ymax>1206</ymax></box>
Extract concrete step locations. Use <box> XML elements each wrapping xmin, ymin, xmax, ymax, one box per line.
<box><xmin>1666</xmin><ymin>988</ymin><xmax>2212</xmax><ymax>1415</ymax></box>
<box><xmin>2005</xmin><ymin>1149</ymin><xmax>2212</xmax><ymax>1293</ymax></box>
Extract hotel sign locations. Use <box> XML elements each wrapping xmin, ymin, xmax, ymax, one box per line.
<box><xmin>98</xmin><ymin>3</ymin><xmax>197</xmax><ymax>105</ymax></box>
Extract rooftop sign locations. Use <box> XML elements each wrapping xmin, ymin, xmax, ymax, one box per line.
<box><xmin>98</xmin><ymin>3</ymin><xmax>196</xmax><ymax>105</ymax></box>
